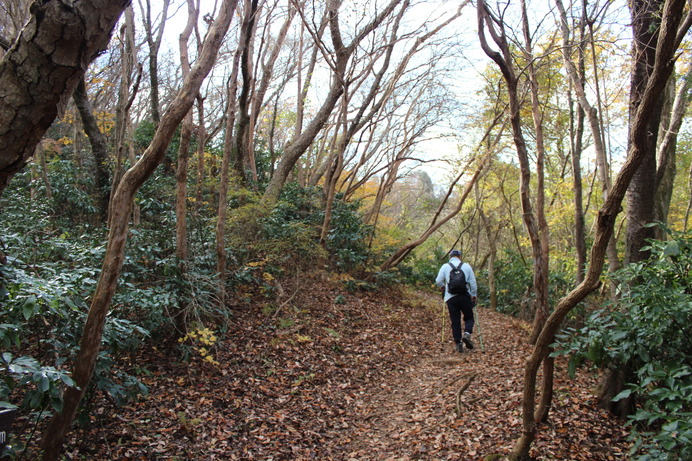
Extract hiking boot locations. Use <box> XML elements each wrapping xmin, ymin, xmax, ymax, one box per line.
<box><xmin>455</xmin><ymin>342</ymin><xmax>464</xmax><ymax>353</ymax></box>
<box><xmin>462</xmin><ymin>332</ymin><xmax>474</xmax><ymax>350</ymax></box>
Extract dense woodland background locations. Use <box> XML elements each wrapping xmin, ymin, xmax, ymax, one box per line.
<box><xmin>0</xmin><ymin>0</ymin><xmax>691</xmax><ymax>459</ymax></box>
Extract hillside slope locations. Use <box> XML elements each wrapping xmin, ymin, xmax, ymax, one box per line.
<box><xmin>58</xmin><ymin>271</ymin><xmax>629</xmax><ymax>460</ymax></box>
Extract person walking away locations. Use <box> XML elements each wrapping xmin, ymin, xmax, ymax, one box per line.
<box><xmin>436</xmin><ymin>249</ymin><xmax>477</xmax><ymax>353</ymax></box>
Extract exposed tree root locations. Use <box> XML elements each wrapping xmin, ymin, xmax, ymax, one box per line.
<box><xmin>455</xmin><ymin>373</ymin><xmax>478</xmax><ymax>418</ymax></box>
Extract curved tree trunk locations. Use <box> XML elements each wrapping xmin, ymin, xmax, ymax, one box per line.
<box><xmin>39</xmin><ymin>3</ymin><xmax>238</xmax><ymax>457</ymax></box>
<box><xmin>510</xmin><ymin>0</ymin><xmax>688</xmax><ymax>457</ymax></box>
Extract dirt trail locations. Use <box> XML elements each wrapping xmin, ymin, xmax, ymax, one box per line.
<box><xmin>341</xmin><ymin>302</ymin><xmax>530</xmax><ymax>460</ymax></box>
<box><xmin>57</xmin><ymin>282</ymin><xmax>629</xmax><ymax>460</ymax></box>
<box><xmin>340</xmin><ymin>296</ymin><xmax>629</xmax><ymax>460</ymax></box>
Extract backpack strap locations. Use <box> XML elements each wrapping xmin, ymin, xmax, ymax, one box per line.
<box><xmin>448</xmin><ymin>261</ymin><xmax>463</xmax><ymax>270</ymax></box>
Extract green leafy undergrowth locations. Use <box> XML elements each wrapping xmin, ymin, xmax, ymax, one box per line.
<box><xmin>554</xmin><ymin>227</ymin><xmax>692</xmax><ymax>460</ymax></box>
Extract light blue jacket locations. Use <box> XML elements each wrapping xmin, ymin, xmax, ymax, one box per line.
<box><xmin>436</xmin><ymin>257</ymin><xmax>477</xmax><ymax>302</ymax></box>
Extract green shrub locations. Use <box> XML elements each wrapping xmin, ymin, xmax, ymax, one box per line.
<box><xmin>493</xmin><ymin>250</ymin><xmax>532</xmax><ymax>315</ymax></box>
<box><xmin>400</xmin><ymin>246</ymin><xmax>448</xmax><ymax>288</ymax></box>
<box><xmin>324</xmin><ymin>194</ymin><xmax>372</xmax><ymax>270</ymax></box>
<box><xmin>554</xmin><ymin>228</ymin><xmax>692</xmax><ymax>460</ymax></box>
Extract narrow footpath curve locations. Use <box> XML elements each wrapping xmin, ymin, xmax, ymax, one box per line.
<box><xmin>339</xmin><ymin>293</ymin><xmax>631</xmax><ymax>461</ymax></box>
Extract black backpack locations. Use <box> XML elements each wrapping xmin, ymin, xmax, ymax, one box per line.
<box><xmin>447</xmin><ymin>262</ymin><xmax>468</xmax><ymax>295</ymax></box>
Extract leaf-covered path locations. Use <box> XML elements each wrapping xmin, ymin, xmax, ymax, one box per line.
<box><xmin>61</xmin><ymin>273</ymin><xmax>630</xmax><ymax>460</ymax></box>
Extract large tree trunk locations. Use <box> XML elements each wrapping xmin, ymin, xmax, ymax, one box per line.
<box><xmin>0</xmin><ymin>0</ymin><xmax>129</xmax><ymax>197</ymax></box>
<box><xmin>600</xmin><ymin>0</ymin><xmax>669</xmax><ymax>419</ymax></box>
<box><xmin>38</xmin><ymin>3</ymin><xmax>238</xmax><ymax>457</ymax></box>
<box><xmin>625</xmin><ymin>0</ymin><xmax>668</xmax><ymax>265</ymax></box>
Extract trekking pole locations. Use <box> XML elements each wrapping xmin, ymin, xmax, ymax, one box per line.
<box><xmin>474</xmin><ymin>302</ymin><xmax>485</xmax><ymax>352</ymax></box>
<box><xmin>441</xmin><ymin>300</ymin><xmax>446</xmax><ymax>343</ymax></box>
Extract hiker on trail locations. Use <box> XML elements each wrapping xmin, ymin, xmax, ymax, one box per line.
<box><xmin>436</xmin><ymin>249</ymin><xmax>477</xmax><ymax>353</ymax></box>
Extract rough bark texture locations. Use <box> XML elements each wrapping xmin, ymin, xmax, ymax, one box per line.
<box><xmin>38</xmin><ymin>1</ymin><xmax>238</xmax><ymax>457</ymax></box>
<box><xmin>599</xmin><ymin>0</ymin><xmax>668</xmax><ymax>419</ymax></box>
<box><xmin>0</xmin><ymin>0</ymin><xmax>130</xmax><ymax>197</ymax></box>
<box><xmin>234</xmin><ymin>0</ymin><xmax>259</xmax><ymax>183</ymax></box>
<box><xmin>625</xmin><ymin>0</ymin><xmax>667</xmax><ymax>265</ymax></box>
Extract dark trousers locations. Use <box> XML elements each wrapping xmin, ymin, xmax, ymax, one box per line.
<box><xmin>446</xmin><ymin>293</ymin><xmax>474</xmax><ymax>344</ymax></box>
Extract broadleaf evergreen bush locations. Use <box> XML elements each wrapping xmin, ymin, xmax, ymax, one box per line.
<box><xmin>554</xmin><ymin>228</ymin><xmax>692</xmax><ymax>460</ymax></box>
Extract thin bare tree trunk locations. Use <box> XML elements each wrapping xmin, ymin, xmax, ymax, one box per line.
<box><xmin>654</xmin><ymin>64</ymin><xmax>692</xmax><ymax>234</ymax></box>
<box><xmin>477</xmin><ymin>185</ymin><xmax>499</xmax><ymax>311</ymax></box>
<box><xmin>571</xmin><ymin>94</ymin><xmax>587</xmax><ymax>284</ymax></box>
<box><xmin>572</xmin><ymin>5</ymin><xmax>587</xmax><ymax>284</ymax></box>
<box><xmin>319</xmin><ymin>115</ymin><xmax>345</xmax><ymax>246</ymax></box>
<box><xmin>216</xmin><ymin>28</ymin><xmax>244</xmax><ymax>289</ymax></box>
<box><xmin>520</xmin><ymin>0</ymin><xmax>550</xmax><ymax>345</ymax></box>
<box><xmin>39</xmin><ymin>3</ymin><xmax>237</xmax><ymax>457</ymax></box>
<box><xmin>263</xmin><ymin>0</ymin><xmax>405</xmax><ymax>203</ymax></box>
<box><xmin>73</xmin><ymin>77</ymin><xmax>110</xmax><ymax>220</ymax></box>
<box><xmin>37</xmin><ymin>143</ymin><xmax>52</xmax><ymax>200</ymax></box>
<box><xmin>556</xmin><ymin>0</ymin><xmax>619</xmax><ymax>292</ymax></box>
<box><xmin>113</xmin><ymin>6</ymin><xmax>142</xmax><ymax>227</ymax></box>
<box><xmin>195</xmin><ymin>96</ymin><xmax>206</xmax><ymax>212</ymax></box>
<box><xmin>175</xmin><ymin>0</ymin><xmax>199</xmax><ymax>266</ymax></box>
<box><xmin>140</xmin><ymin>0</ymin><xmax>171</xmax><ymax>126</ymax></box>
<box><xmin>381</xmin><ymin>155</ymin><xmax>489</xmax><ymax>270</ymax></box>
